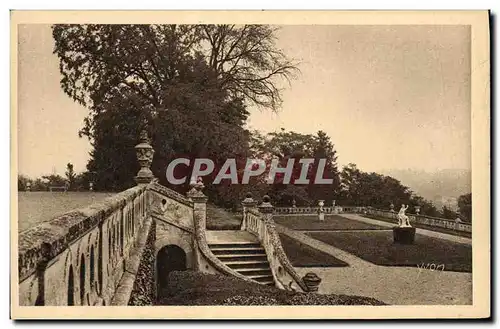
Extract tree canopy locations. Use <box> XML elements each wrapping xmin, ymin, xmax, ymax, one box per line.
<box><xmin>50</xmin><ymin>24</ymin><xmax>449</xmax><ymax>216</ymax></box>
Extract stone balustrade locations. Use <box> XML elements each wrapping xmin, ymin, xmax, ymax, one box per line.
<box><xmin>274</xmin><ymin>205</ymin><xmax>365</xmax><ymax>215</ymax></box>
<box><xmin>274</xmin><ymin>204</ymin><xmax>471</xmax><ymax>234</ymax></box>
<box><xmin>18</xmin><ymin>184</ymin><xmax>151</xmax><ymax>306</ymax></box>
<box><xmin>242</xmin><ymin>195</ymin><xmax>311</xmax><ymax>292</ymax></box>
<box><xmin>365</xmin><ymin>207</ymin><xmax>472</xmax><ymax>233</ymax></box>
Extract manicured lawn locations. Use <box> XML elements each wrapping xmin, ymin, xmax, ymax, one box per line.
<box><xmin>206</xmin><ymin>204</ymin><xmax>242</xmax><ymax>230</ymax></box>
<box><xmin>307</xmin><ymin>231</ymin><xmax>472</xmax><ymax>272</ymax></box>
<box><xmin>18</xmin><ymin>191</ymin><xmax>116</xmax><ymax>232</ymax></box>
<box><xmin>157</xmin><ymin>270</ymin><xmax>386</xmax><ymax>305</ymax></box>
<box><xmin>275</xmin><ymin>214</ymin><xmax>387</xmax><ymax>231</ymax></box>
<box><xmin>363</xmin><ymin>214</ymin><xmax>472</xmax><ymax>238</ymax></box>
<box><xmin>279</xmin><ymin>234</ymin><xmax>348</xmax><ymax>267</ymax></box>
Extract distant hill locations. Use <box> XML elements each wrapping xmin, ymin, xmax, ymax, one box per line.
<box><xmin>379</xmin><ymin>168</ymin><xmax>471</xmax><ymax>211</ymax></box>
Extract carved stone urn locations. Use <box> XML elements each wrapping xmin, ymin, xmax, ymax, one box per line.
<box><xmin>389</xmin><ymin>203</ymin><xmax>395</xmax><ymax>212</ymax></box>
<box><xmin>134</xmin><ymin>129</ymin><xmax>155</xmax><ymax>185</ymax></box>
<box><xmin>302</xmin><ymin>272</ymin><xmax>322</xmax><ymax>292</ymax></box>
<box><xmin>415</xmin><ymin>205</ymin><xmax>421</xmax><ymax>215</ymax></box>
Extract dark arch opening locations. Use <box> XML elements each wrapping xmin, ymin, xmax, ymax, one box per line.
<box><xmin>79</xmin><ymin>254</ymin><xmax>86</xmax><ymax>305</ymax></box>
<box><xmin>90</xmin><ymin>245</ymin><xmax>95</xmax><ymax>289</ymax></box>
<box><xmin>156</xmin><ymin>245</ymin><xmax>187</xmax><ymax>300</ymax></box>
<box><xmin>67</xmin><ymin>265</ymin><xmax>75</xmax><ymax>306</ymax></box>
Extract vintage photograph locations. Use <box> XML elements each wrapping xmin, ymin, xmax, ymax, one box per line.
<box><xmin>11</xmin><ymin>11</ymin><xmax>490</xmax><ymax>319</ymax></box>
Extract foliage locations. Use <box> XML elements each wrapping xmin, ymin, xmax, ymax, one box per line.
<box><xmin>442</xmin><ymin>205</ymin><xmax>459</xmax><ymax>220</ymax></box>
<box><xmin>457</xmin><ymin>193</ymin><xmax>472</xmax><ymax>222</ymax></box>
<box><xmin>65</xmin><ymin>163</ymin><xmax>77</xmax><ymax>190</ymax></box>
<box><xmin>52</xmin><ymin>24</ymin><xmax>298</xmax><ymax>196</ymax></box>
<box><xmin>338</xmin><ymin>163</ymin><xmax>438</xmax><ymax>216</ymax></box>
<box><xmin>249</xmin><ymin>129</ymin><xmax>341</xmax><ymax>206</ymax></box>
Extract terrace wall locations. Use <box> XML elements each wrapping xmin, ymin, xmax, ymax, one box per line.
<box><xmin>18</xmin><ymin>185</ymin><xmax>151</xmax><ymax>306</ymax></box>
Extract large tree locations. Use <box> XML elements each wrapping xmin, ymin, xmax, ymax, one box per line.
<box><xmin>250</xmin><ymin>129</ymin><xmax>341</xmax><ymax>206</ymax></box>
<box><xmin>52</xmin><ymin>24</ymin><xmax>298</xmax><ymax>197</ymax></box>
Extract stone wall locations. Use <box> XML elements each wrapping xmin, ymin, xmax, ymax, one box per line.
<box><xmin>18</xmin><ymin>184</ymin><xmax>150</xmax><ymax>306</ymax></box>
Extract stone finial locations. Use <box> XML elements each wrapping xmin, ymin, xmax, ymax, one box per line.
<box><xmin>258</xmin><ymin>195</ymin><xmax>274</xmax><ymax>214</ymax></box>
<box><xmin>242</xmin><ymin>192</ymin><xmax>257</xmax><ymax>207</ymax></box>
<box><xmin>134</xmin><ymin>128</ymin><xmax>155</xmax><ymax>185</ymax></box>
<box><xmin>302</xmin><ymin>272</ymin><xmax>322</xmax><ymax>292</ymax></box>
<box><xmin>292</xmin><ymin>198</ymin><xmax>297</xmax><ymax>208</ymax></box>
<box><xmin>414</xmin><ymin>205</ymin><xmax>421</xmax><ymax>215</ymax></box>
<box><xmin>389</xmin><ymin>203</ymin><xmax>395</xmax><ymax>212</ymax></box>
<box><xmin>187</xmin><ymin>176</ymin><xmax>207</xmax><ymax>201</ymax></box>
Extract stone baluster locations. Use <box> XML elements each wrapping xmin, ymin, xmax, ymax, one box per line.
<box><xmin>134</xmin><ymin>128</ymin><xmax>155</xmax><ymax>185</ymax></box>
<box><xmin>241</xmin><ymin>192</ymin><xmax>257</xmax><ymax>231</ymax></box>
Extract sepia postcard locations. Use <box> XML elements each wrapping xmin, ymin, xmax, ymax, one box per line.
<box><xmin>10</xmin><ymin>10</ymin><xmax>490</xmax><ymax>320</ymax></box>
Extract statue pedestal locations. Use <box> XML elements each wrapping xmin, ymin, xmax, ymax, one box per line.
<box><xmin>393</xmin><ymin>227</ymin><xmax>416</xmax><ymax>244</ymax></box>
<box><xmin>318</xmin><ymin>213</ymin><xmax>325</xmax><ymax>221</ymax></box>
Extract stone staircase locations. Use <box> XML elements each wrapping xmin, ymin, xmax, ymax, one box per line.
<box><xmin>206</xmin><ymin>230</ymin><xmax>275</xmax><ymax>286</ymax></box>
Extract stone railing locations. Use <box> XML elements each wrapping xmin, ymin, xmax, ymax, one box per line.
<box><xmin>242</xmin><ymin>197</ymin><xmax>310</xmax><ymax>292</ymax></box>
<box><xmin>18</xmin><ymin>184</ymin><xmax>151</xmax><ymax>306</ymax></box>
<box><xmin>365</xmin><ymin>207</ymin><xmax>472</xmax><ymax>233</ymax></box>
<box><xmin>18</xmin><ymin>127</ymin><xmax>158</xmax><ymax>306</ymax></box>
<box><xmin>187</xmin><ymin>183</ymin><xmax>254</xmax><ymax>283</ymax></box>
<box><xmin>274</xmin><ymin>206</ymin><xmax>365</xmax><ymax>215</ymax></box>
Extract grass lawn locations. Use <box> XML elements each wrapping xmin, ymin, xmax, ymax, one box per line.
<box><xmin>275</xmin><ymin>214</ymin><xmax>387</xmax><ymax>231</ymax></box>
<box><xmin>279</xmin><ymin>234</ymin><xmax>348</xmax><ymax>267</ymax></box>
<box><xmin>157</xmin><ymin>270</ymin><xmax>386</xmax><ymax>305</ymax></box>
<box><xmin>206</xmin><ymin>204</ymin><xmax>242</xmax><ymax>230</ymax></box>
<box><xmin>363</xmin><ymin>214</ymin><xmax>472</xmax><ymax>238</ymax></box>
<box><xmin>18</xmin><ymin>191</ymin><xmax>116</xmax><ymax>232</ymax></box>
<box><xmin>308</xmin><ymin>231</ymin><xmax>472</xmax><ymax>273</ymax></box>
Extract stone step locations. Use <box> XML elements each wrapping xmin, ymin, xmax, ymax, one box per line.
<box><xmin>248</xmin><ymin>274</ymin><xmax>274</xmax><ymax>281</ymax></box>
<box><xmin>223</xmin><ymin>260</ymin><xmax>270</xmax><ymax>269</ymax></box>
<box><xmin>211</xmin><ymin>247</ymin><xmax>266</xmax><ymax>255</ymax></box>
<box><xmin>236</xmin><ymin>268</ymin><xmax>272</xmax><ymax>276</ymax></box>
<box><xmin>208</xmin><ymin>242</ymin><xmax>262</xmax><ymax>249</ymax></box>
<box><xmin>217</xmin><ymin>254</ymin><xmax>268</xmax><ymax>262</ymax></box>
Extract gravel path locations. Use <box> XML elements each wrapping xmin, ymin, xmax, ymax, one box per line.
<box><xmin>277</xmin><ymin>224</ymin><xmax>472</xmax><ymax>305</ymax></box>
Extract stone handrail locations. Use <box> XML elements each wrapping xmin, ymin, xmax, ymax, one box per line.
<box><xmin>193</xmin><ymin>216</ymin><xmax>256</xmax><ymax>284</ymax></box>
<box><xmin>148</xmin><ymin>181</ymin><xmax>193</xmax><ymax>208</ymax></box>
<box><xmin>365</xmin><ymin>207</ymin><xmax>472</xmax><ymax>233</ymax></box>
<box><xmin>18</xmin><ymin>184</ymin><xmax>150</xmax><ymax>306</ymax></box>
<box><xmin>244</xmin><ymin>208</ymin><xmax>308</xmax><ymax>292</ymax></box>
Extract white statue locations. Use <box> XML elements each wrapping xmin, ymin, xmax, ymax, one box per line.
<box><xmin>397</xmin><ymin>204</ymin><xmax>411</xmax><ymax>227</ymax></box>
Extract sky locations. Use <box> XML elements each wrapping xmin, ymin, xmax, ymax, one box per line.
<box><xmin>17</xmin><ymin>24</ymin><xmax>471</xmax><ymax>178</ymax></box>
